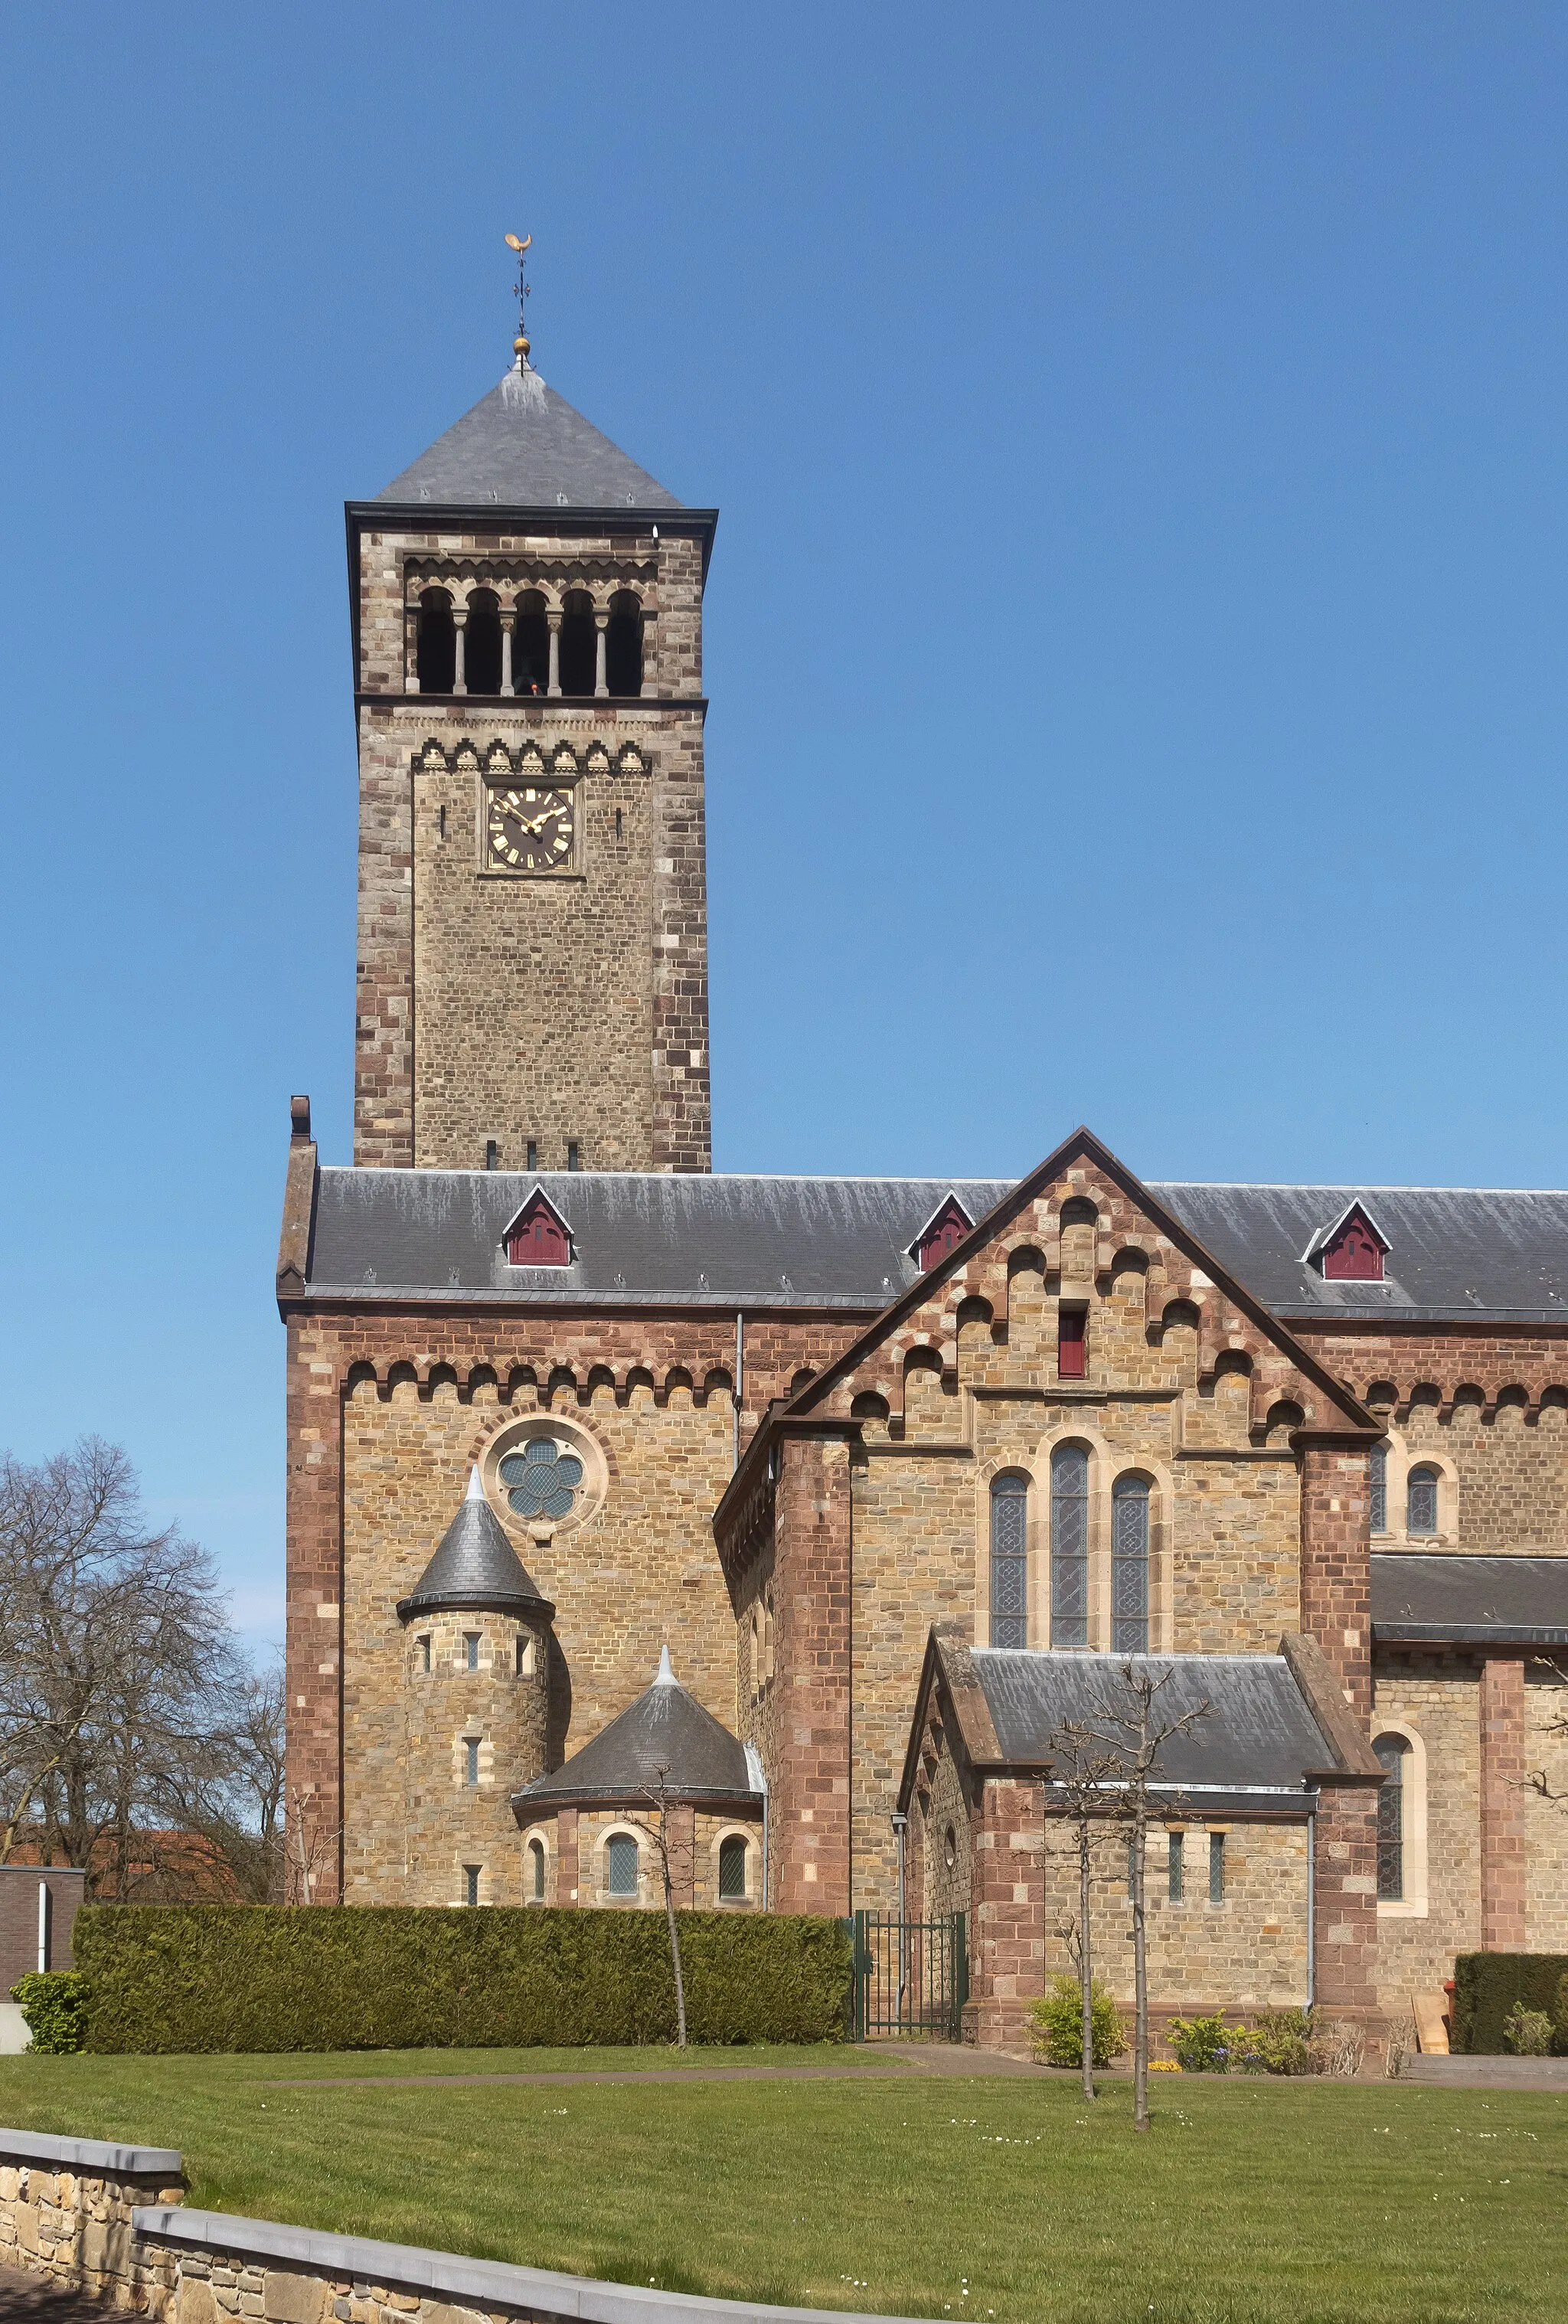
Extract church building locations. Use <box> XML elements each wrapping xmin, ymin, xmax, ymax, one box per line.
<box><xmin>279</xmin><ymin>295</ymin><xmax>1568</xmax><ymax>2054</ymax></box>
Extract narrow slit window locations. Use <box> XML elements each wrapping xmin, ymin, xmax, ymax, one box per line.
<box><xmin>989</xmin><ymin>1474</ymin><xmax>1028</xmax><ymax>1649</ymax></box>
<box><xmin>465</xmin><ymin>1737</ymin><xmax>480</xmax><ymax>1788</ymax></box>
<box><xmin>1208</xmin><ymin>1832</ymin><xmax>1225</xmax><ymax>1903</ymax></box>
<box><xmin>464</xmin><ymin>1633</ymin><xmax>480</xmax><ymax>1672</ymax></box>
<box><xmin>567</xmin><ymin>1141</ymin><xmax>581</xmax><ymax>1172</ymax></box>
<box><xmin>1111</xmin><ymin>1474</ymin><xmax>1150</xmax><ymax>1655</ymax></box>
<box><xmin>1407</xmin><ymin>1466</ymin><xmax>1439</xmax><ymax>1538</ymax></box>
<box><xmin>419</xmin><ymin>1635</ymin><xmax>431</xmax><ymax>1675</ymax></box>
<box><xmin>606</xmin><ymin>1833</ymin><xmax>639</xmax><ymax>1897</ymax></box>
<box><xmin>1370</xmin><ymin>1441</ymin><xmax>1387</xmax><ymax>1534</ymax></box>
<box><xmin>718</xmin><ymin>1835</ymin><xmax>747</xmax><ymax>1901</ymax></box>
<box><xmin>526</xmin><ymin>1140</ymin><xmax>538</xmax><ymax>1172</ymax></box>
<box><xmin>1375</xmin><ymin>1734</ymin><xmax>1408</xmax><ymax>1901</ymax></box>
<box><xmin>1168</xmin><ymin>1830</ymin><xmax>1184</xmax><ymax>1902</ymax></box>
<box><xmin>464</xmin><ymin>1864</ymin><xmax>480</xmax><ymax>1907</ymax></box>
<box><xmin>1050</xmin><ymin>1445</ymin><xmax>1089</xmax><ymax>1648</ymax></box>
<box><xmin>528</xmin><ymin>1838</ymin><xmax>545</xmax><ymax>1901</ymax></box>
<box><xmin>1057</xmin><ymin>1306</ymin><xmax>1087</xmax><ymax>1380</ymax></box>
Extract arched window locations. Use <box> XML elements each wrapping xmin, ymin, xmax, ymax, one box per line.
<box><xmin>1407</xmin><ymin>1466</ymin><xmax>1439</xmax><ymax>1537</ymax></box>
<box><xmin>606</xmin><ymin>590</ymin><xmax>643</xmax><ymax>695</ymax></box>
<box><xmin>989</xmin><ymin>1474</ymin><xmax>1028</xmax><ymax>1649</ymax></box>
<box><xmin>527</xmin><ymin>1837</ymin><xmax>546</xmax><ymax>1902</ymax></box>
<box><xmin>606</xmin><ymin>1833</ymin><xmax>639</xmax><ymax>1897</ymax></box>
<box><xmin>416</xmin><ymin>588</ymin><xmax>456</xmax><ymax>693</ymax></box>
<box><xmin>558</xmin><ymin>590</ymin><xmax>596</xmax><ymax>695</ymax></box>
<box><xmin>1370</xmin><ymin>1442</ymin><xmax>1388</xmax><ymax>1534</ymax></box>
<box><xmin>465</xmin><ymin>588</ymin><xmax>502</xmax><ymax>695</ymax></box>
<box><xmin>718</xmin><ymin>1835</ymin><xmax>748</xmax><ymax>1901</ymax></box>
<box><xmin>1374</xmin><ymin>1734</ymin><xmax>1409</xmax><ymax>1899</ymax></box>
<box><xmin>1050</xmin><ymin>1444</ymin><xmax>1089</xmax><ymax>1648</ymax></box>
<box><xmin>1111</xmin><ymin>1474</ymin><xmax>1150</xmax><ymax>1655</ymax></box>
<box><xmin>512</xmin><ymin>590</ymin><xmax>549</xmax><ymax>696</ymax></box>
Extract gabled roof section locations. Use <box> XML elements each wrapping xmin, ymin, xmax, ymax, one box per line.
<box><xmin>397</xmin><ymin>1468</ymin><xmax>554</xmax><ymax>1622</ymax></box>
<box><xmin>376</xmin><ymin>364</ymin><xmax>683</xmax><ymax>512</ymax></box>
<box><xmin>510</xmin><ymin>1649</ymin><xmax>760</xmax><ymax>1813</ymax></box>
<box><xmin>910</xmin><ymin>1191</ymin><xmax>973</xmax><ymax>1270</ymax></box>
<box><xmin>501</xmin><ymin>1185</ymin><xmax>572</xmax><ymax>1267</ymax></box>
<box><xmin>782</xmin><ymin>1125</ymin><xmax>1377</xmax><ymax>1436</ymax></box>
<box><xmin>1302</xmin><ymin>1200</ymin><xmax>1392</xmax><ymax>1271</ymax></box>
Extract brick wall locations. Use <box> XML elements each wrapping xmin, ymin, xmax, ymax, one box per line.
<box><xmin>0</xmin><ymin>1870</ymin><xmax>83</xmax><ymax>1992</ymax></box>
<box><xmin>1480</xmin><ymin>1656</ymin><xmax>1528</xmax><ymax>1950</ymax></box>
<box><xmin>1298</xmin><ymin>1441</ymin><xmax>1373</xmax><ymax>1720</ymax></box>
<box><xmin>1312</xmin><ymin>1780</ymin><xmax>1382</xmax><ymax>2027</ymax></box>
<box><xmin>1370</xmin><ymin>1655</ymin><xmax>1482</xmax><ymax>2012</ymax></box>
<box><xmin>769</xmin><ymin>1434</ymin><xmax>853</xmax><ymax>1916</ymax></box>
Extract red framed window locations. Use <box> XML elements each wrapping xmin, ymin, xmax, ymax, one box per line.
<box><xmin>1321</xmin><ymin>1206</ymin><xmax>1387</xmax><ymax>1281</ymax></box>
<box><xmin>914</xmin><ymin>1197</ymin><xmax>972</xmax><ymax>1272</ymax></box>
<box><xmin>505</xmin><ymin>1193</ymin><xmax>571</xmax><ymax>1267</ymax></box>
<box><xmin>1058</xmin><ymin>1307</ymin><xmax>1086</xmax><ymax>1379</ymax></box>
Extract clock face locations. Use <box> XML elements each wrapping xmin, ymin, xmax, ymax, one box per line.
<box><xmin>485</xmin><ymin>785</ymin><xmax>576</xmax><ymax>873</ymax></box>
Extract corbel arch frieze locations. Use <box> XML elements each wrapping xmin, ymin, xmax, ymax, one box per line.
<box><xmin>404</xmin><ymin>560</ymin><xmax>655</xmax><ymax>613</ymax></box>
<box><xmin>416</xmin><ymin>735</ymin><xmax>649</xmax><ymax>782</ymax></box>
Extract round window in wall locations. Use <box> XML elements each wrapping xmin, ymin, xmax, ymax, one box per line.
<box><xmin>498</xmin><ymin>1439</ymin><xmax>584</xmax><ymax>1522</ymax></box>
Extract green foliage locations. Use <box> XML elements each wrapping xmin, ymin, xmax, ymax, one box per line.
<box><xmin>1232</xmin><ymin>2009</ymin><xmax>1314</xmax><ymax>2076</ymax></box>
<box><xmin>1168</xmin><ymin>2009</ymin><xmax>1234</xmax><ymax>2073</ymax></box>
<box><xmin>1556</xmin><ymin>1973</ymin><xmax>1568</xmax><ymax>2050</ymax></box>
<box><xmin>10</xmin><ymin>1971</ymin><xmax>90</xmax><ymax>2054</ymax></box>
<box><xmin>1503</xmin><ymin>2003</ymin><xmax>1553</xmax><ymax>2058</ymax></box>
<box><xmin>72</xmin><ymin>1905</ymin><xmax>852</xmax><ymax>2054</ymax></box>
<box><xmin>1029</xmin><ymin>1975</ymin><xmax>1126</xmax><ymax>2067</ymax></box>
<box><xmin>1452</xmin><ymin>1952</ymin><xmax>1568</xmax><ymax>2054</ymax></box>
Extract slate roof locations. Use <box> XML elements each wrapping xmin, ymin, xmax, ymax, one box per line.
<box><xmin>511</xmin><ymin>1649</ymin><xmax>760</xmax><ymax>1812</ymax></box>
<box><xmin>1152</xmin><ymin>1183</ymin><xmax>1568</xmax><ymax>1324</ymax></box>
<box><xmin>397</xmin><ymin>1469</ymin><xmax>554</xmax><ymax>1621</ymax></box>
<box><xmin>376</xmin><ymin>365</ymin><xmax>682</xmax><ymax>511</ymax></box>
<box><xmin>1371</xmin><ymin>1554</ymin><xmax>1568</xmax><ymax>1646</ymax></box>
<box><xmin>308</xmin><ymin>1169</ymin><xmax>1014</xmax><ymax>1309</ymax></box>
<box><xmin>300</xmin><ymin>1165</ymin><xmax>1568</xmax><ymax>1326</ymax></box>
<box><xmin>972</xmin><ymin>1650</ymin><xmax>1334</xmax><ymax>1804</ymax></box>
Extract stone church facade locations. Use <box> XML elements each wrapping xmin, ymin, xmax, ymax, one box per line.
<box><xmin>280</xmin><ymin>335</ymin><xmax>1568</xmax><ymax>2053</ymax></box>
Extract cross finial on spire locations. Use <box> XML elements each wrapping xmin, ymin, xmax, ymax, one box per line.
<box><xmin>505</xmin><ymin>232</ymin><xmax>534</xmax><ymax>365</ymax></box>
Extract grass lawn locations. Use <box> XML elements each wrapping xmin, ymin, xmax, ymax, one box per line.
<box><xmin>0</xmin><ymin>2051</ymin><xmax>1564</xmax><ymax>2322</ymax></box>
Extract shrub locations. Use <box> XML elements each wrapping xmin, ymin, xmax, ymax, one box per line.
<box><xmin>72</xmin><ymin>1905</ymin><xmax>852</xmax><ymax>2054</ymax></box>
<box><xmin>1168</xmin><ymin>2010</ymin><xmax>1233</xmax><ymax>2073</ymax></box>
<box><xmin>1452</xmin><ymin>1952</ymin><xmax>1568</xmax><ymax>2054</ymax></box>
<box><xmin>1503</xmin><ymin>2002</ymin><xmax>1553</xmax><ymax>2058</ymax></box>
<box><xmin>11</xmin><ymin>1972</ymin><xmax>90</xmax><ymax>2054</ymax></box>
<box><xmin>1233</xmin><ymin>2009</ymin><xmax>1314</xmax><ymax>2077</ymax></box>
<box><xmin>1030</xmin><ymin>1976</ymin><xmax>1126</xmax><ymax>2067</ymax></box>
<box><xmin>1554</xmin><ymin>1972</ymin><xmax>1568</xmax><ymax>2053</ymax></box>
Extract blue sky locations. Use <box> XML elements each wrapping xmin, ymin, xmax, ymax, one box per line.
<box><xmin>2</xmin><ymin>5</ymin><xmax>1565</xmax><ymax>1646</ymax></box>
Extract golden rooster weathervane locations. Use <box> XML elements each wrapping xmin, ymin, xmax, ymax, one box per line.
<box><xmin>505</xmin><ymin>232</ymin><xmax>533</xmax><ymax>361</ymax></box>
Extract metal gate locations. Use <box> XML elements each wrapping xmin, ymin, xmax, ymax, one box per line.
<box><xmin>850</xmin><ymin>1911</ymin><xmax>968</xmax><ymax>2041</ymax></box>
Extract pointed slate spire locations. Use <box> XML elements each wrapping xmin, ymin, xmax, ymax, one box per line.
<box><xmin>396</xmin><ymin>1466</ymin><xmax>555</xmax><ymax>1623</ymax></box>
<box><xmin>376</xmin><ymin>366</ymin><xmax>683</xmax><ymax>512</ymax></box>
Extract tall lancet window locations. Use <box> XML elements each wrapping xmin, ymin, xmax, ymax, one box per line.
<box><xmin>989</xmin><ymin>1474</ymin><xmax>1028</xmax><ymax>1649</ymax></box>
<box><xmin>1112</xmin><ymin>1474</ymin><xmax>1151</xmax><ymax>1654</ymax></box>
<box><xmin>1370</xmin><ymin>1441</ymin><xmax>1388</xmax><ymax>1534</ymax></box>
<box><xmin>1050</xmin><ymin>1444</ymin><xmax>1090</xmax><ymax>1648</ymax></box>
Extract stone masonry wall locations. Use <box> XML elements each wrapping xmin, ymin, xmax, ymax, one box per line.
<box><xmin>0</xmin><ymin>2146</ymin><xmax>184</xmax><ymax>2312</ymax></box>
<box><xmin>1370</xmin><ymin>1656</ymin><xmax>1482</xmax><ymax>2014</ymax></box>
<box><xmin>1524</xmin><ymin>1669</ymin><xmax>1568</xmax><ymax>1949</ymax></box>
<box><xmin>352</xmin><ymin>522</ymin><xmax>710</xmax><ymax>1175</ymax></box>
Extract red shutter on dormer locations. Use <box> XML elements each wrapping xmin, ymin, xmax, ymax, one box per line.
<box><xmin>1058</xmin><ymin>1308</ymin><xmax>1086</xmax><ymax>1378</ymax></box>
<box><xmin>915</xmin><ymin>1198</ymin><xmax>972</xmax><ymax>1272</ymax></box>
<box><xmin>1321</xmin><ymin>1206</ymin><xmax>1387</xmax><ymax>1281</ymax></box>
<box><xmin>505</xmin><ymin>1193</ymin><xmax>570</xmax><ymax>1267</ymax></box>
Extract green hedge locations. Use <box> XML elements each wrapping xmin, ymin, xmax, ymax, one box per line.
<box><xmin>74</xmin><ymin>1905</ymin><xmax>852</xmax><ymax>2055</ymax></box>
<box><xmin>1452</xmin><ymin>1952</ymin><xmax>1568</xmax><ymax>2054</ymax></box>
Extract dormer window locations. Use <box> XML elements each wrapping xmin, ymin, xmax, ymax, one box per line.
<box><xmin>504</xmin><ymin>1188</ymin><xmax>571</xmax><ymax>1267</ymax></box>
<box><xmin>1309</xmin><ymin>1202</ymin><xmax>1390</xmax><ymax>1283</ymax></box>
<box><xmin>911</xmin><ymin>1195</ymin><xmax>972</xmax><ymax>1273</ymax></box>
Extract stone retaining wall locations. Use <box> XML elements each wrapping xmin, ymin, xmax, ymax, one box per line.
<box><xmin>0</xmin><ymin>2128</ymin><xmax>909</xmax><ymax>2324</ymax></box>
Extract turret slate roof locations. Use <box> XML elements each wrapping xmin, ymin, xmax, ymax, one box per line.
<box><xmin>511</xmin><ymin>1649</ymin><xmax>760</xmax><ymax>1812</ymax></box>
<box><xmin>397</xmin><ymin>1469</ymin><xmax>554</xmax><ymax>1622</ymax></box>
<box><xmin>376</xmin><ymin>365</ymin><xmax>682</xmax><ymax>511</ymax></box>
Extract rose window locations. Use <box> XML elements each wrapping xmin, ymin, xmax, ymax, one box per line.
<box><xmin>498</xmin><ymin>1439</ymin><xmax>583</xmax><ymax>1522</ymax></box>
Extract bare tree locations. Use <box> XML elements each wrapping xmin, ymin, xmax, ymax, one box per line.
<box><xmin>626</xmin><ymin>1770</ymin><xmax>689</xmax><ymax>2047</ymax></box>
<box><xmin>155</xmin><ymin>1656</ymin><xmax>286</xmax><ymax>1901</ymax></box>
<box><xmin>1521</xmin><ymin>1656</ymin><xmax>1568</xmax><ymax>1807</ymax></box>
<box><xmin>1044</xmin><ymin>1724</ymin><xmax>1124</xmax><ymax>2103</ymax></box>
<box><xmin>1076</xmin><ymin>1662</ymin><xmax>1211</xmax><ymax>2133</ymax></box>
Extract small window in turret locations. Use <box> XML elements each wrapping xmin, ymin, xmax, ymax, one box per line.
<box><xmin>464</xmin><ymin>1633</ymin><xmax>480</xmax><ymax>1672</ymax></box>
<box><xmin>516</xmin><ymin>1635</ymin><xmax>534</xmax><ymax>1678</ymax></box>
<box><xmin>419</xmin><ymin>1635</ymin><xmax>431</xmax><ymax>1675</ymax></box>
<box><xmin>465</xmin><ymin>1738</ymin><xmax>480</xmax><ymax>1787</ymax></box>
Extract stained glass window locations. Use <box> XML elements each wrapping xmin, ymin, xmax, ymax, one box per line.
<box><xmin>606</xmin><ymin>1834</ymin><xmax>639</xmax><ymax>1897</ymax></box>
<box><xmin>1168</xmin><ymin>1830</ymin><xmax>1184</xmax><ymax>1901</ymax></box>
<box><xmin>1112</xmin><ymin>1474</ymin><xmax>1150</xmax><ymax>1655</ymax></box>
<box><xmin>499</xmin><ymin>1439</ymin><xmax>584</xmax><ymax>1522</ymax></box>
<box><xmin>990</xmin><ymin>1475</ymin><xmax>1028</xmax><ymax>1649</ymax></box>
<box><xmin>1370</xmin><ymin>1442</ymin><xmax>1387</xmax><ymax>1534</ymax></box>
<box><xmin>1051</xmin><ymin>1445</ymin><xmax>1089</xmax><ymax>1648</ymax></box>
<box><xmin>1208</xmin><ymin>1831</ymin><xmax>1225</xmax><ymax>1903</ymax></box>
<box><xmin>1407</xmin><ymin>1466</ymin><xmax>1439</xmax><ymax>1537</ymax></box>
<box><xmin>718</xmin><ymin>1835</ymin><xmax>748</xmax><ymax>1900</ymax></box>
<box><xmin>1375</xmin><ymin>1734</ymin><xmax>1407</xmax><ymax>1900</ymax></box>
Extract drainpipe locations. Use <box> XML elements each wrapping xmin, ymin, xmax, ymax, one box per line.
<box><xmin>37</xmin><ymin>1881</ymin><xmax>48</xmax><ymax>1973</ymax></box>
<box><xmin>891</xmin><ymin>1812</ymin><xmax>909</xmax><ymax>2017</ymax></box>
<box><xmin>746</xmin><ymin>1741</ymin><xmax>769</xmax><ymax>1911</ymax></box>
<box><xmin>1305</xmin><ymin>1804</ymin><xmax>1316</xmax><ymax>2011</ymax></box>
<box><xmin>733</xmin><ymin>1311</ymin><xmax>744</xmax><ymax>1473</ymax></box>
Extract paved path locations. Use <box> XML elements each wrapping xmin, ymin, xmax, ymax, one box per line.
<box><xmin>279</xmin><ymin>2042</ymin><xmax>1044</xmax><ymax>2093</ymax></box>
<box><xmin>0</xmin><ymin>2262</ymin><xmax>113</xmax><ymax>2321</ymax></box>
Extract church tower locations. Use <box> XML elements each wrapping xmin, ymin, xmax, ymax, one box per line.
<box><xmin>346</xmin><ymin>267</ymin><xmax>715</xmax><ymax>1173</ymax></box>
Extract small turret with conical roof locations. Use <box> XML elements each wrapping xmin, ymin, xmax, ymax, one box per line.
<box><xmin>399</xmin><ymin>1469</ymin><xmax>556</xmax><ymax>1906</ymax></box>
